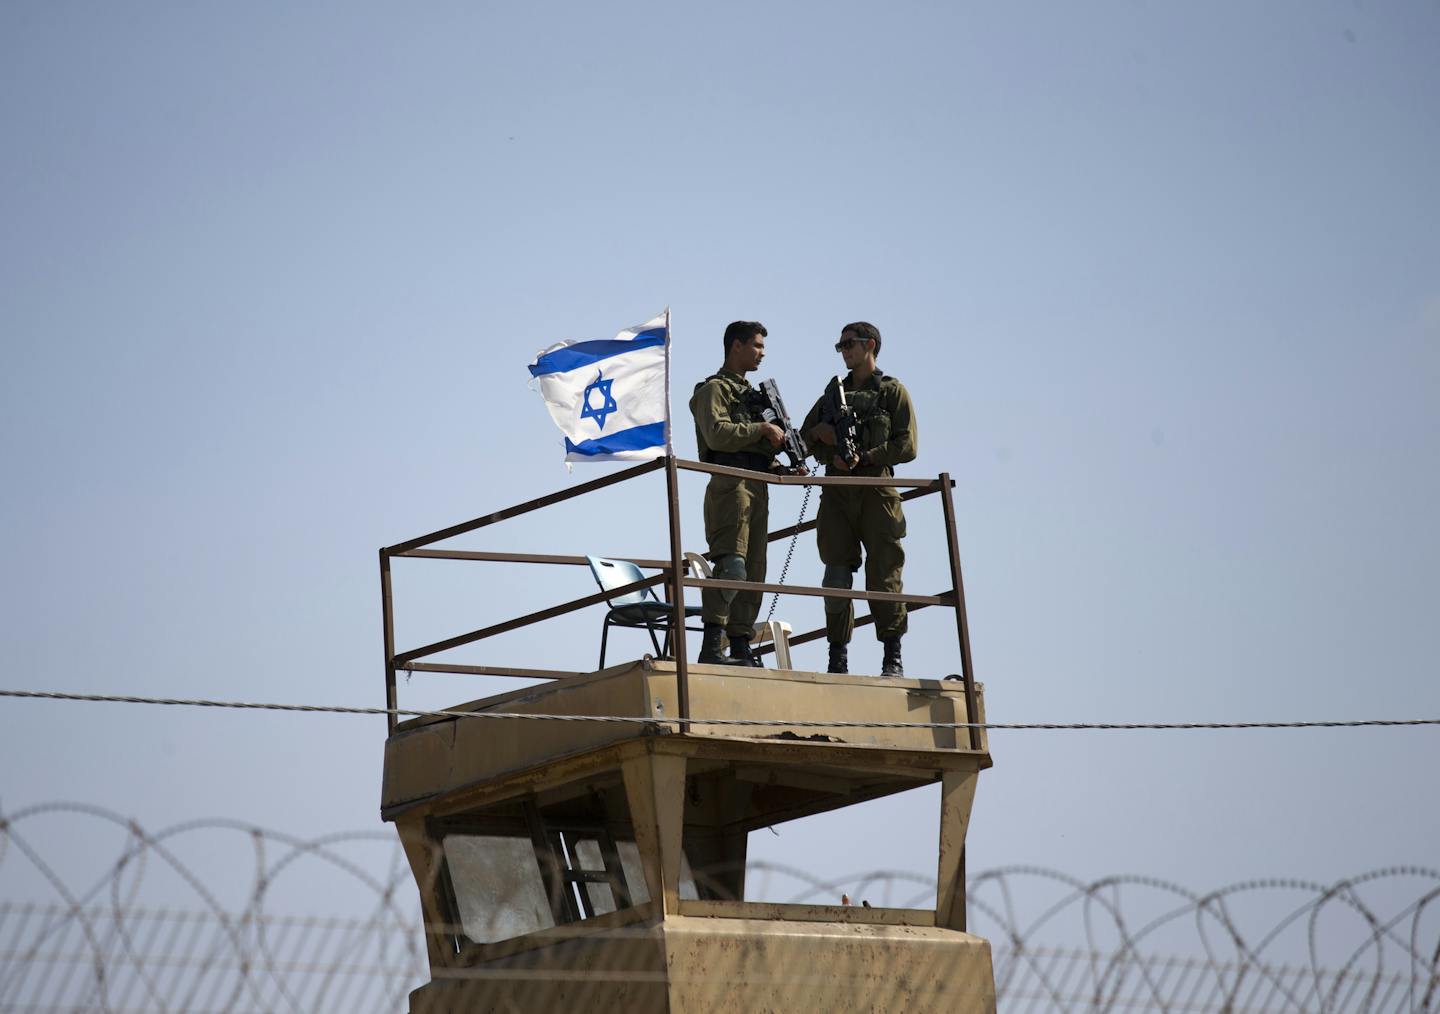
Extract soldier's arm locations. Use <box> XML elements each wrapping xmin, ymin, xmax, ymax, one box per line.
<box><xmin>693</xmin><ymin>381</ymin><xmax>766</xmax><ymax>453</ymax></box>
<box><xmin>800</xmin><ymin>394</ymin><xmax>830</xmax><ymax>454</ymax></box>
<box><xmin>864</xmin><ymin>384</ymin><xmax>918</xmax><ymax>467</ymax></box>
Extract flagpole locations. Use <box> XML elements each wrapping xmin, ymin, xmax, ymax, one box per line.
<box><xmin>663</xmin><ymin>307</ymin><xmax>673</xmax><ymax>454</ymax></box>
<box><xmin>660</xmin><ymin>308</ymin><xmax>690</xmax><ymax>719</ymax></box>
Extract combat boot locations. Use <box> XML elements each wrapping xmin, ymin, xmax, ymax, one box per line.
<box><xmin>697</xmin><ymin>624</ymin><xmax>727</xmax><ymax>664</ymax></box>
<box><xmin>881</xmin><ymin>637</ymin><xmax>904</xmax><ymax>677</ymax></box>
<box><xmin>729</xmin><ymin>635</ymin><xmax>762</xmax><ymax>667</ymax></box>
<box><xmin>827</xmin><ymin>642</ymin><xmax>849</xmax><ymax>674</ymax></box>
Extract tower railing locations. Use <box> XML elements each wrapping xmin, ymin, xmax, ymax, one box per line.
<box><xmin>378</xmin><ymin>456</ymin><xmax>980</xmax><ymax>747</ymax></box>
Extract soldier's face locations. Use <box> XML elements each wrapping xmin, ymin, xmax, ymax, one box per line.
<box><xmin>738</xmin><ymin>334</ymin><xmax>766</xmax><ymax>372</ymax></box>
<box><xmin>838</xmin><ymin>331</ymin><xmax>873</xmax><ymax>370</ymax></box>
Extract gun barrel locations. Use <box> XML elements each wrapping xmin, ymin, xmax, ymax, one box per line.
<box><xmin>829</xmin><ymin>375</ymin><xmax>860</xmax><ymax>464</ymax></box>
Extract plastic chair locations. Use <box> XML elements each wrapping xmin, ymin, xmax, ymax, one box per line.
<box><xmin>587</xmin><ymin>556</ymin><xmax>704</xmax><ymax>668</ymax></box>
<box><xmin>751</xmin><ymin>620</ymin><xmax>794</xmax><ymax>669</ymax></box>
<box><xmin>681</xmin><ymin>553</ymin><xmax>793</xmax><ymax>669</ymax></box>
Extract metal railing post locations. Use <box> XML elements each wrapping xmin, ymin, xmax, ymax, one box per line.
<box><xmin>380</xmin><ymin>549</ymin><xmax>397</xmax><ymax>735</ymax></box>
<box><xmin>664</xmin><ymin>454</ymin><xmax>690</xmax><ymax>721</ymax></box>
<box><xmin>937</xmin><ymin>473</ymin><xmax>981</xmax><ymax>750</ymax></box>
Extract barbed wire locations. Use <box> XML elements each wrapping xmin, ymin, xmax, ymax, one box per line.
<box><xmin>1</xmin><ymin>802</ymin><xmax>1437</xmax><ymax>1012</ymax></box>
<box><xmin>3</xmin><ymin>688</ymin><xmax>1438</xmax><ymax>732</ymax></box>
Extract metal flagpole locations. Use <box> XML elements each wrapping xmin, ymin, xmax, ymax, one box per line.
<box><xmin>661</xmin><ymin>309</ymin><xmax>690</xmax><ymax>720</ymax></box>
<box><xmin>663</xmin><ymin>308</ymin><xmax>672</xmax><ymax>455</ymax></box>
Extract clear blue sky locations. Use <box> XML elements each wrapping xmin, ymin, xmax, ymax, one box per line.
<box><xmin>2</xmin><ymin>0</ymin><xmax>1437</xmax><ymax>911</ymax></box>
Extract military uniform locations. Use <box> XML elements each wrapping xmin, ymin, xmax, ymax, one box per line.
<box><xmin>689</xmin><ymin>369</ymin><xmax>778</xmax><ymax>639</ymax></box>
<box><xmin>800</xmin><ymin>371</ymin><xmax>918</xmax><ymax>646</ymax></box>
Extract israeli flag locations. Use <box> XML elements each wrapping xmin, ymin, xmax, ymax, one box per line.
<box><xmin>527</xmin><ymin>311</ymin><xmax>670</xmax><ymax>462</ymax></box>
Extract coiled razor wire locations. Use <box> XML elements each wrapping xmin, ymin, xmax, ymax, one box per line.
<box><xmin>1</xmin><ymin>802</ymin><xmax>1438</xmax><ymax>1014</ymax></box>
<box><xmin>2</xmin><ymin>689</ymin><xmax>1438</xmax><ymax>732</ymax></box>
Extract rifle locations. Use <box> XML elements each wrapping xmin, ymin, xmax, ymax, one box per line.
<box><xmin>827</xmin><ymin>375</ymin><xmax>861</xmax><ymax>466</ymax></box>
<box><xmin>754</xmin><ymin>379</ymin><xmax>810</xmax><ymax>474</ymax></box>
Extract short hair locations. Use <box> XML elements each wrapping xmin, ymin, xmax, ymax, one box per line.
<box><xmin>723</xmin><ymin>320</ymin><xmax>767</xmax><ymax>356</ymax></box>
<box><xmin>841</xmin><ymin>321</ymin><xmax>881</xmax><ymax>358</ymax></box>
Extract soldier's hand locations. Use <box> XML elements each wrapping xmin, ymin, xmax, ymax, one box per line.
<box><xmin>760</xmin><ymin>422</ymin><xmax>785</xmax><ymax>448</ymax></box>
<box><xmin>832</xmin><ymin>454</ymin><xmax>858</xmax><ymax>473</ymax></box>
<box><xmin>811</xmin><ymin>422</ymin><xmax>837</xmax><ymax>446</ymax></box>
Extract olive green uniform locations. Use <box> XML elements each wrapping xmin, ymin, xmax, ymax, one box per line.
<box><xmin>800</xmin><ymin>371</ymin><xmax>918</xmax><ymax>644</ymax></box>
<box><xmin>689</xmin><ymin>369</ymin><xmax>777</xmax><ymax>638</ymax></box>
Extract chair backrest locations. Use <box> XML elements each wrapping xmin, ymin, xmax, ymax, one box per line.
<box><xmin>682</xmin><ymin>552</ymin><xmax>713</xmax><ymax>579</ymax></box>
<box><xmin>586</xmin><ymin>556</ymin><xmax>658</xmax><ymax>607</ymax></box>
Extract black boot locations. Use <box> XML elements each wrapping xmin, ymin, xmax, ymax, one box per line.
<box><xmin>697</xmin><ymin>624</ymin><xmax>727</xmax><ymax>664</ymax></box>
<box><xmin>827</xmin><ymin>642</ymin><xmax>849</xmax><ymax>674</ymax></box>
<box><xmin>729</xmin><ymin>635</ymin><xmax>763</xmax><ymax>667</ymax></box>
<box><xmin>881</xmin><ymin>637</ymin><xmax>904</xmax><ymax>677</ymax></box>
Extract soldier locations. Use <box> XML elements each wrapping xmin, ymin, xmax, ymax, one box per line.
<box><xmin>800</xmin><ymin>322</ymin><xmax>918</xmax><ymax>676</ymax></box>
<box><xmin>689</xmin><ymin>321</ymin><xmax>785</xmax><ymax>665</ymax></box>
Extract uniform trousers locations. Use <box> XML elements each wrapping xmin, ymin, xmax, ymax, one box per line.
<box><xmin>816</xmin><ymin>485</ymin><xmax>908</xmax><ymax>643</ymax></box>
<box><xmin>701</xmin><ymin>475</ymin><xmax>769</xmax><ymax>638</ymax></box>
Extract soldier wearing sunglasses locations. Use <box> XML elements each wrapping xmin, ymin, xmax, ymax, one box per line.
<box><xmin>799</xmin><ymin>322</ymin><xmax>918</xmax><ymax>677</ymax></box>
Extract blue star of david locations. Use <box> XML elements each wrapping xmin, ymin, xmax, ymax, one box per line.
<box><xmin>579</xmin><ymin>370</ymin><xmax>619</xmax><ymax>430</ymax></box>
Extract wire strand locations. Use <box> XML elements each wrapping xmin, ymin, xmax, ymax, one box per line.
<box><xmin>2</xmin><ymin>689</ymin><xmax>1437</xmax><ymax>732</ymax></box>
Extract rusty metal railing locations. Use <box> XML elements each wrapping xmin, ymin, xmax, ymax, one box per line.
<box><xmin>379</xmin><ymin>456</ymin><xmax>981</xmax><ymax>747</ymax></box>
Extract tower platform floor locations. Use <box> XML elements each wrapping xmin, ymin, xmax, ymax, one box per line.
<box><xmin>383</xmin><ymin>658</ymin><xmax>988</xmax><ymax>818</ymax></box>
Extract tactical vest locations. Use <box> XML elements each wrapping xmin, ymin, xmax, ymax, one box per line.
<box><xmin>694</xmin><ymin>374</ymin><xmax>774</xmax><ymax>472</ymax></box>
<box><xmin>819</xmin><ymin>372</ymin><xmax>904</xmax><ymax>477</ymax></box>
<box><xmin>825</xmin><ymin>373</ymin><xmax>900</xmax><ymax>454</ymax></box>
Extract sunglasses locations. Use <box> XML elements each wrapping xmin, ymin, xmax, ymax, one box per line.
<box><xmin>834</xmin><ymin>337</ymin><xmax>870</xmax><ymax>352</ymax></box>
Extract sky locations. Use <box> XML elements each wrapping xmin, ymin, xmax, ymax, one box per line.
<box><xmin>1</xmin><ymin>0</ymin><xmax>1437</xmax><ymax>925</ymax></box>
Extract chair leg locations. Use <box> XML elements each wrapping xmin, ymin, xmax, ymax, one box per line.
<box><xmin>599</xmin><ymin>619</ymin><xmax>611</xmax><ymax>670</ymax></box>
<box><xmin>773</xmin><ymin>623</ymin><xmax>793</xmax><ymax>670</ymax></box>
<box><xmin>644</xmin><ymin>620</ymin><xmax>663</xmax><ymax>658</ymax></box>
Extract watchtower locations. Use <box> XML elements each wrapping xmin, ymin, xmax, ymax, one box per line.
<box><xmin>378</xmin><ymin>456</ymin><xmax>995</xmax><ymax>1012</ymax></box>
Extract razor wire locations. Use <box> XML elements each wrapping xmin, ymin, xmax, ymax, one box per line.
<box><xmin>0</xmin><ymin>803</ymin><xmax>1437</xmax><ymax>1012</ymax></box>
